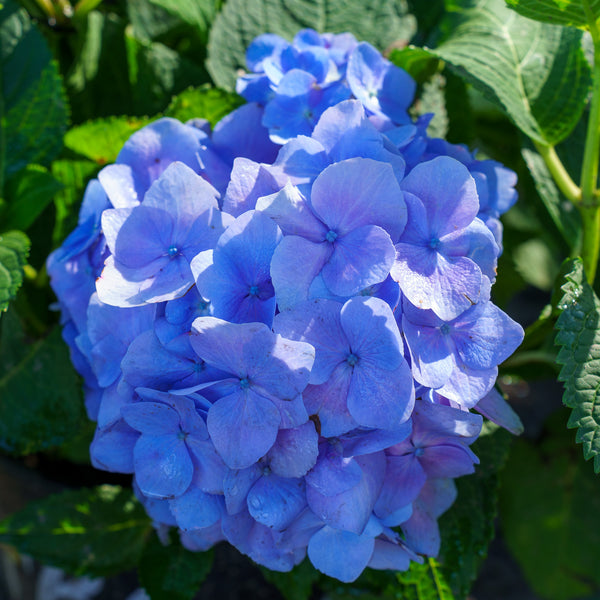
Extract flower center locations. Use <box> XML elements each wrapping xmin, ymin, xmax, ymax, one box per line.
<box><xmin>167</xmin><ymin>245</ymin><xmax>179</xmax><ymax>257</ymax></box>
<box><xmin>239</xmin><ymin>377</ymin><xmax>250</xmax><ymax>389</ymax></box>
<box><xmin>326</xmin><ymin>230</ymin><xmax>338</xmax><ymax>243</ymax></box>
<box><xmin>429</xmin><ymin>237</ymin><xmax>440</xmax><ymax>250</ymax></box>
<box><xmin>440</xmin><ymin>323</ymin><xmax>451</xmax><ymax>336</ymax></box>
<box><xmin>346</xmin><ymin>353</ymin><xmax>359</xmax><ymax>367</ymax></box>
<box><xmin>414</xmin><ymin>447</ymin><xmax>425</xmax><ymax>457</ymax></box>
<box><xmin>249</xmin><ymin>284</ymin><xmax>260</xmax><ymax>297</ymax></box>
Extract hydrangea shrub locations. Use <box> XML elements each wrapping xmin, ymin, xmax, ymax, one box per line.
<box><xmin>47</xmin><ymin>28</ymin><xmax>524</xmax><ymax>583</ymax></box>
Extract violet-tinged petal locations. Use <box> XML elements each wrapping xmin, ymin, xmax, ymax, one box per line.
<box><xmin>267</xmin><ymin>423</ymin><xmax>319</xmax><ymax>478</ymax></box>
<box><xmin>340</xmin><ymin>423</ymin><xmax>412</xmax><ymax>457</ymax></box>
<box><xmin>368</xmin><ymin>539</ymin><xmax>413</xmax><ymax>571</ymax></box>
<box><xmin>224</xmin><ymin>465</ymin><xmax>262</xmax><ymax>514</ymax></box>
<box><xmin>270</xmin><ymin>393</ymin><xmax>310</xmax><ymax>429</ymax></box>
<box><xmin>207</xmin><ymin>389</ymin><xmax>281</xmax><ymax>469</ymax></box>
<box><xmin>437</xmin><ymin>363</ymin><xmax>497</xmax><ymax>408</ymax></box>
<box><xmin>392</xmin><ymin>242</ymin><xmax>482</xmax><ymax>321</ymax></box>
<box><xmin>419</xmin><ymin>444</ymin><xmax>478</xmax><ymax>478</ymax></box>
<box><xmin>256</xmin><ymin>182</ymin><xmax>328</xmax><ymax>241</ymax></box>
<box><xmin>121</xmin><ymin>401</ymin><xmax>179</xmax><ymax>435</ymax></box>
<box><xmin>303</xmin><ymin>363</ymin><xmax>357</xmax><ymax>437</ymax></box>
<box><xmin>401</xmin><ymin>156</ymin><xmax>479</xmax><ymax>237</ymax></box>
<box><xmin>97</xmin><ymin>164</ymin><xmax>141</xmax><ymax>208</ymax></box>
<box><xmin>273</xmin><ymin>299</ymin><xmax>347</xmax><ymax>385</ymax></box>
<box><xmin>375</xmin><ymin>455</ymin><xmax>426</xmax><ymax>519</ymax></box>
<box><xmin>169</xmin><ymin>486</ymin><xmax>223</xmax><ymax>530</ymax></box>
<box><xmin>308</xmin><ymin>525</ymin><xmax>374</xmax><ymax>582</ymax></box>
<box><xmin>134</xmin><ymin>434</ymin><xmax>193</xmax><ymax>498</ymax></box>
<box><xmin>247</xmin><ymin>474</ymin><xmax>306</xmax><ymax>529</ymax></box>
<box><xmin>310</xmin><ymin>158</ymin><xmax>406</xmax><ymax>241</ymax></box>
<box><xmin>270</xmin><ymin>236</ymin><xmax>332</xmax><ymax>310</ymax></box>
<box><xmin>305</xmin><ymin>445</ymin><xmax>362</xmax><ymax>497</ymax></box>
<box><xmin>323</xmin><ymin>225</ymin><xmax>395</xmax><ymax>297</ymax></box>
<box><xmin>222</xmin><ymin>159</ymin><xmax>279</xmax><ymax>217</ymax></box>
<box><xmin>186</xmin><ymin>437</ymin><xmax>228</xmax><ymax>494</ymax></box>
<box><xmin>90</xmin><ymin>421</ymin><xmax>137</xmax><ymax>473</ymax></box>
<box><xmin>475</xmin><ymin>388</ymin><xmax>524</xmax><ymax>435</ymax></box>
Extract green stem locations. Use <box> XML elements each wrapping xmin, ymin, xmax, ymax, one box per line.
<box><xmin>579</xmin><ymin>14</ymin><xmax>600</xmax><ymax>284</ymax></box>
<box><xmin>534</xmin><ymin>141</ymin><xmax>581</xmax><ymax>205</ymax></box>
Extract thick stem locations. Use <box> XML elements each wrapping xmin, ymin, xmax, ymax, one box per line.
<box><xmin>534</xmin><ymin>141</ymin><xmax>581</xmax><ymax>204</ymax></box>
<box><xmin>579</xmin><ymin>16</ymin><xmax>600</xmax><ymax>284</ymax></box>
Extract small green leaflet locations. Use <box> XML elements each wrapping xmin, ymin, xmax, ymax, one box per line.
<box><xmin>138</xmin><ymin>531</ymin><xmax>214</xmax><ymax>600</ymax></box>
<box><xmin>0</xmin><ymin>486</ymin><xmax>152</xmax><ymax>577</ymax></box>
<box><xmin>389</xmin><ymin>46</ymin><xmax>442</xmax><ymax>84</ymax></box>
<box><xmin>0</xmin><ymin>230</ymin><xmax>29</xmax><ymax>312</ymax></box>
<box><xmin>165</xmin><ymin>85</ymin><xmax>245</xmax><ymax>125</ymax></box>
<box><xmin>431</xmin><ymin>0</ymin><xmax>591</xmax><ymax>145</ymax></box>
<box><xmin>206</xmin><ymin>0</ymin><xmax>416</xmax><ymax>90</ymax></box>
<box><xmin>396</xmin><ymin>559</ymin><xmax>454</xmax><ymax>600</ymax></box>
<box><xmin>500</xmin><ymin>408</ymin><xmax>600</xmax><ymax>599</ymax></box>
<box><xmin>64</xmin><ymin>116</ymin><xmax>151</xmax><ymax>165</ymax></box>
<box><xmin>555</xmin><ymin>258</ymin><xmax>600</xmax><ymax>473</ymax></box>
<box><xmin>506</xmin><ymin>0</ymin><xmax>600</xmax><ymax>28</ymax></box>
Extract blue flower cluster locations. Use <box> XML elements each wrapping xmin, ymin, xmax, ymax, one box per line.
<box><xmin>48</xmin><ymin>29</ymin><xmax>523</xmax><ymax>583</ymax></box>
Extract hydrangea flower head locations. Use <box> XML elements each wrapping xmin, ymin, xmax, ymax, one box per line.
<box><xmin>48</xmin><ymin>27</ymin><xmax>524</xmax><ymax>585</ymax></box>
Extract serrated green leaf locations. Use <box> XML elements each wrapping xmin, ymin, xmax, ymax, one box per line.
<box><xmin>125</xmin><ymin>32</ymin><xmax>208</xmax><ymax>115</ymax></box>
<box><xmin>3</xmin><ymin>165</ymin><xmax>63</xmax><ymax>231</ymax></box>
<box><xmin>555</xmin><ymin>258</ymin><xmax>600</xmax><ymax>473</ymax></box>
<box><xmin>0</xmin><ymin>229</ymin><xmax>29</xmax><ymax>312</ymax></box>
<box><xmin>0</xmin><ymin>326</ymin><xmax>86</xmax><ymax>453</ymax></box>
<box><xmin>148</xmin><ymin>0</ymin><xmax>218</xmax><ymax>39</ymax></box>
<box><xmin>521</xmin><ymin>146</ymin><xmax>582</xmax><ymax>248</ymax></box>
<box><xmin>438</xmin><ymin>422</ymin><xmax>512</xmax><ymax>598</ymax></box>
<box><xmin>506</xmin><ymin>0</ymin><xmax>600</xmax><ymax>28</ymax></box>
<box><xmin>165</xmin><ymin>85</ymin><xmax>244</xmax><ymax>125</ymax></box>
<box><xmin>64</xmin><ymin>116</ymin><xmax>152</xmax><ymax>165</ymax></box>
<box><xmin>396</xmin><ymin>559</ymin><xmax>455</xmax><ymax>600</ymax></box>
<box><xmin>206</xmin><ymin>0</ymin><xmax>416</xmax><ymax>90</ymax></box>
<box><xmin>138</xmin><ymin>531</ymin><xmax>213</xmax><ymax>600</ymax></box>
<box><xmin>0</xmin><ymin>485</ymin><xmax>152</xmax><ymax>577</ymax></box>
<box><xmin>0</xmin><ymin>0</ymin><xmax>68</xmax><ymax>186</ymax></box>
<box><xmin>500</xmin><ymin>408</ymin><xmax>600</xmax><ymax>599</ymax></box>
<box><xmin>431</xmin><ymin>0</ymin><xmax>591</xmax><ymax>145</ymax></box>
<box><xmin>389</xmin><ymin>46</ymin><xmax>442</xmax><ymax>84</ymax></box>
<box><xmin>413</xmin><ymin>73</ymin><xmax>448</xmax><ymax>138</ymax></box>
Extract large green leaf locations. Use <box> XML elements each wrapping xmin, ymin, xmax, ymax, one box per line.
<box><xmin>0</xmin><ymin>486</ymin><xmax>152</xmax><ymax>577</ymax></box>
<box><xmin>206</xmin><ymin>0</ymin><xmax>416</xmax><ymax>90</ymax></box>
<box><xmin>500</xmin><ymin>408</ymin><xmax>600</xmax><ymax>599</ymax></box>
<box><xmin>506</xmin><ymin>0</ymin><xmax>600</xmax><ymax>28</ymax></box>
<box><xmin>126</xmin><ymin>32</ymin><xmax>208</xmax><ymax>116</ymax></box>
<box><xmin>165</xmin><ymin>85</ymin><xmax>244</xmax><ymax>125</ymax></box>
<box><xmin>138</xmin><ymin>532</ymin><xmax>214</xmax><ymax>600</ymax></box>
<box><xmin>148</xmin><ymin>0</ymin><xmax>219</xmax><ymax>41</ymax></box>
<box><xmin>432</xmin><ymin>0</ymin><xmax>591</xmax><ymax>145</ymax></box>
<box><xmin>0</xmin><ymin>325</ymin><xmax>86</xmax><ymax>454</ymax></box>
<box><xmin>0</xmin><ymin>0</ymin><xmax>68</xmax><ymax>185</ymax></box>
<box><xmin>396</xmin><ymin>559</ymin><xmax>455</xmax><ymax>600</ymax></box>
<box><xmin>555</xmin><ymin>258</ymin><xmax>600</xmax><ymax>473</ymax></box>
<box><xmin>521</xmin><ymin>146</ymin><xmax>582</xmax><ymax>248</ymax></box>
<box><xmin>64</xmin><ymin>116</ymin><xmax>152</xmax><ymax>165</ymax></box>
<box><xmin>0</xmin><ymin>230</ymin><xmax>29</xmax><ymax>312</ymax></box>
<box><xmin>438</xmin><ymin>421</ymin><xmax>512</xmax><ymax>598</ymax></box>
<box><xmin>3</xmin><ymin>166</ymin><xmax>63</xmax><ymax>231</ymax></box>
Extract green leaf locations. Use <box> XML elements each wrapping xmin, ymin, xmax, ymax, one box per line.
<box><xmin>413</xmin><ymin>73</ymin><xmax>448</xmax><ymax>138</ymax></box>
<box><xmin>206</xmin><ymin>0</ymin><xmax>416</xmax><ymax>90</ymax></box>
<box><xmin>125</xmin><ymin>32</ymin><xmax>208</xmax><ymax>116</ymax></box>
<box><xmin>3</xmin><ymin>165</ymin><xmax>63</xmax><ymax>231</ymax></box>
<box><xmin>438</xmin><ymin>421</ymin><xmax>513</xmax><ymax>598</ymax></box>
<box><xmin>500</xmin><ymin>408</ymin><xmax>600</xmax><ymax>599</ymax></box>
<box><xmin>506</xmin><ymin>0</ymin><xmax>600</xmax><ymax>28</ymax></box>
<box><xmin>431</xmin><ymin>0</ymin><xmax>591</xmax><ymax>145</ymax></box>
<box><xmin>165</xmin><ymin>85</ymin><xmax>244</xmax><ymax>125</ymax></box>
<box><xmin>0</xmin><ymin>326</ymin><xmax>86</xmax><ymax>454</ymax></box>
<box><xmin>521</xmin><ymin>146</ymin><xmax>582</xmax><ymax>248</ymax></box>
<box><xmin>555</xmin><ymin>258</ymin><xmax>600</xmax><ymax>473</ymax></box>
<box><xmin>64</xmin><ymin>116</ymin><xmax>152</xmax><ymax>165</ymax></box>
<box><xmin>0</xmin><ymin>0</ymin><xmax>68</xmax><ymax>185</ymax></box>
<box><xmin>138</xmin><ymin>531</ymin><xmax>213</xmax><ymax>600</ymax></box>
<box><xmin>67</xmin><ymin>11</ymin><xmax>133</xmax><ymax>121</ymax></box>
<box><xmin>260</xmin><ymin>560</ymin><xmax>321</xmax><ymax>600</ymax></box>
<box><xmin>389</xmin><ymin>46</ymin><xmax>442</xmax><ymax>84</ymax></box>
<box><xmin>0</xmin><ymin>230</ymin><xmax>29</xmax><ymax>312</ymax></box>
<box><xmin>148</xmin><ymin>0</ymin><xmax>219</xmax><ymax>40</ymax></box>
<box><xmin>396</xmin><ymin>559</ymin><xmax>455</xmax><ymax>600</ymax></box>
<box><xmin>51</xmin><ymin>159</ymin><xmax>99</xmax><ymax>245</ymax></box>
<box><xmin>513</xmin><ymin>237</ymin><xmax>561</xmax><ymax>291</ymax></box>
<box><xmin>0</xmin><ymin>485</ymin><xmax>152</xmax><ymax>577</ymax></box>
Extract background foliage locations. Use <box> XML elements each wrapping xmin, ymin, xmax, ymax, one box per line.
<box><xmin>1</xmin><ymin>0</ymin><xmax>600</xmax><ymax>598</ymax></box>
